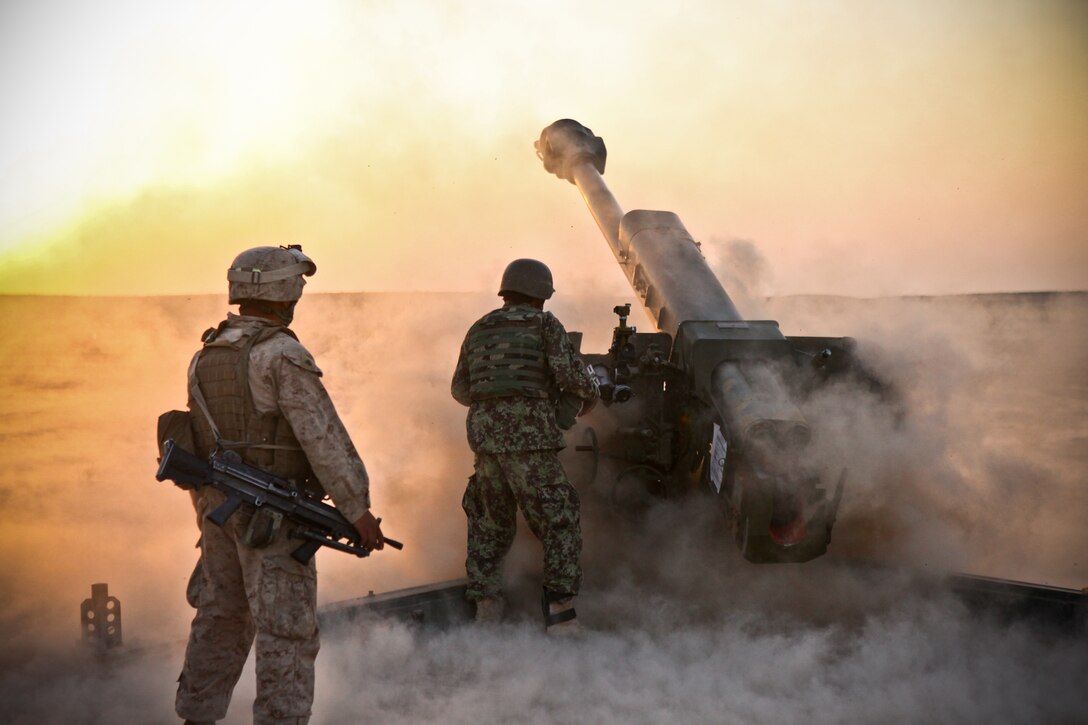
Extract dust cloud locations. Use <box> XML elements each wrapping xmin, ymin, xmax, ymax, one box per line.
<box><xmin>766</xmin><ymin>292</ymin><xmax>1088</xmax><ymax>587</ymax></box>
<box><xmin>0</xmin><ymin>291</ymin><xmax>1085</xmax><ymax>723</ymax></box>
<box><xmin>703</xmin><ymin>237</ymin><xmax>774</xmax><ymax>319</ymax></box>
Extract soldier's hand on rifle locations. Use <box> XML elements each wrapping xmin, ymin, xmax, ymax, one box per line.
<box><xmin>352</xmin><ymin>510</ymin><xmax>385</xmax><ymax>551</ymax></box>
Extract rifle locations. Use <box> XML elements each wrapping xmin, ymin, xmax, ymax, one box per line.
<box><xmin>156</xmin><ymin>438</ymin><xmax>403</xmax><ymax>564</ymax></box>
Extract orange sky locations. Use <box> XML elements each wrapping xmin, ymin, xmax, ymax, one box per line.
<box><xmin>0</xmin><ymin>0</ymin><xmax>1085</xmax><ymax>299</ymax></box>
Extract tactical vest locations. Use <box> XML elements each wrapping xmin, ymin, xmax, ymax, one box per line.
<box><xmin>466</xmin><ymin>307</ymin><xmax>551</xmax><ymax>400</ymax></box>
<box><xmin>190</xmin><ymin>324</ymin><xmax>320</xmax><ymax>493</ymax></box>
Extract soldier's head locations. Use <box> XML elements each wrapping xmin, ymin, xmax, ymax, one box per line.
<box><xmin>498</xmin><ymin>258</ymin><xmax>554</xmax><ymax>308</ymax></box>
<box><xmin>227</xmin><ymin>245</ymin><xmax>316</xmax><ymax>325</ymax></box>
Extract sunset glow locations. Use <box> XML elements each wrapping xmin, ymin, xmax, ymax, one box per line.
<box><xmin>0</xmin><ymin>0</ymin><xmax>1086</xmax><ymax>297</ymax></box>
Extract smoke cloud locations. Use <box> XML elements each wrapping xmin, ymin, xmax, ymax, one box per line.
<box><xmin>765</xmin><ymin>292</ymin><xmax>1088</xmax><ymax>586</ymax></box>
<box><xmin>0</xmin><ymin>291</ymin><xmax>1084</xmax><ymax>722</ymax></box>
<box><xmin>703</xmin><ymin>237</ymin><xmax>773</xmax><ymax>319</ymax></box>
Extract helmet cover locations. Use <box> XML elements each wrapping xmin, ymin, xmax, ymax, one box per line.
<box><xmin>227</xmin><ymin>245</ymin><xmax>316</xmax><ymax>303</ymax></box>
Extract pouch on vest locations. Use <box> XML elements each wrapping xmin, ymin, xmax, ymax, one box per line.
<box><xmin>243</xmin><ymin>508</ymin><xmax>283</xmax><ymax>549</ymax></box>
<box><xmin>157</xmin><ymin>409</ymin><xmax>196</xmax><ymax>459</ymax></box>
<box><xmin>554</xmin><ymin>393</ymin><xmax>582</xmax><ymax>431</ymax></box>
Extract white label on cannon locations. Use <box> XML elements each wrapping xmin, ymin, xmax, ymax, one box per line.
<box><xmin>709</xmin><ymin>423</ymin><xmax>728</xmax><ymax>494</ymax></box>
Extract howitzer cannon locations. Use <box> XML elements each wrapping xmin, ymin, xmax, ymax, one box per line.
<box><xmin>536</xmin><ymin>119</ymin><xmax>879</xmax><ymax>563</ymax></box>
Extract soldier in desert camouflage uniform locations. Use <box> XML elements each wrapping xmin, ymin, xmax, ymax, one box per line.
<box><xmin>176</xmin><ymin>245</ymin><xmax>385</xmax><ymax>725</ymax></box>
<box><xmin>451</xmin><ymin>258</ymin><xmax>598</xmax><ymax>634</ymax></box>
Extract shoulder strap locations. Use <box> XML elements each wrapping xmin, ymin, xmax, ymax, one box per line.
<box><xmin>187</xmin><ymin>350</ymin><xmax>222</xmax><ymax>443</ymax></box>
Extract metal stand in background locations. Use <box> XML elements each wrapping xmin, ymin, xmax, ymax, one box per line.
<box><xmin>81</xmin><ymin>583</ymin><xmax>122</xmax><ymax>650</ymax></box>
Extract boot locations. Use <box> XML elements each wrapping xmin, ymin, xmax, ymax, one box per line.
<box><xmin>474</xmin><ymin>595</ymin><xmax>505</xmax><ymax>624</ymax></box>
<box><xmin>542</xmin><ymin>591</ymin><xmax>582</xmax><ymax>637</ymax></box>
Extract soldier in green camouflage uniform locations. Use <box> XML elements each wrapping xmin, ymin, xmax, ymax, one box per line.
<box><xmin>451</xmin><ymin>259</ymin><xmax>598</xmax><ymax>633</ymax></box>
<box><xmin>176</xmin><ymin>246</ymin><xmax>385</xmax><ymax>725</ymax></box>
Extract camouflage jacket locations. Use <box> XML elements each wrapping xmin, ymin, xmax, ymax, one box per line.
<box><xmin>451</xmin><ymin>304</ymin><xmax>597</xmax><ymax>453</ymax></box>
<box><xmin>187</xmin><ymin>313</ymin><xmax>371</xmax><ymax>522</ymax></box>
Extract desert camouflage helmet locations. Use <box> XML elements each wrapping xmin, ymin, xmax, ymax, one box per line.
<box><xmin>227</xmin><ymin>245</ymin><xmax>316</xmax><ymax>304</ymax></box>
<box><xmin>498</xmin><ymin>258</ymin><xmax>554</xmax><ymax>300</ymax></box>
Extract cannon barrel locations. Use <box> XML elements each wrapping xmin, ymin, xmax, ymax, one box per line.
<box><xmin>535</xmin><ymin>119</ymin><xmax>804</xmax><ymax>446</ymax></box>
<box><xmin>535</xmin><ymin>119</ymin><xmax>746</xmax><ymax>335</ymax></box>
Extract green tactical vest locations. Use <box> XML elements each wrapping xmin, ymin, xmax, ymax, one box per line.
<box><xmin>466</xmin><ymin>307</ymin><xmax>550</xmax><ymax>400</ymax></box>
<box><xmin>189</xmin><ymin>324</ymin><xmax>321</xmax><ymax>494</ymax></box>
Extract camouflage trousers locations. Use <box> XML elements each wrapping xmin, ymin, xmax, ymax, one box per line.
<box><xmin>176</xmin><ymin>489</ymin><xmax>319</xmax><ymax>725</ymax></box>
<box><xmin>462</xmin><ymin>450</ymin><xmax>582</xmax><ymax>600</ymax></box>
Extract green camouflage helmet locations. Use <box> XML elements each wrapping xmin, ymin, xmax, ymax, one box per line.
<box><xmin>498</xmin><ymin>258</ymin><xmax>554</xmax><ymax>300</ymax></box>
<box><xmin>227</xmin><ymin>245</ymin><xmax>316</xmax><ymax>303</ymax></box>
